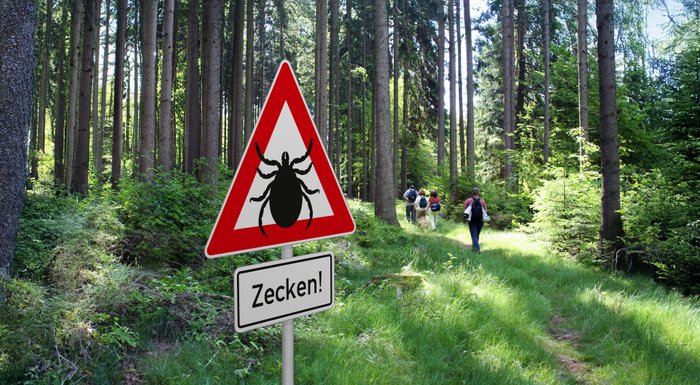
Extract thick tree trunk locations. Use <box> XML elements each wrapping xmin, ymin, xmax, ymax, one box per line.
<box><xmin>502</xmin><ymin>0</ymin><xmax>515</xmax><ymax>186</ymax></box>
<box><xmin>346</xmin><ymin>0</ymin><xmax>353</xmax><ymax>197</ymax></box>
<box><xmin>139</xmin><ymin>0</ymin><xmax>156</xmax><ymax>182</ymax></box>
<box><xmin>185</xmin><ymin>0</ymin><xmax>201</xmax><ymax>174</ymax></box>
<box><xmin>38</xmin><ymin>0</ymin><xmax>52</xmax><ymax>154</ymax></box>
<box><xmin>232</xmin><ymin>0</ymin><xmax>244</xmax><ymax>168</ymax></box>
<box><xmin>315</xmin><ymin>0</ymin><xmax>328</xmax><ymax>149</ymax></box>
<box><xmin>73</xmin><ymin>0</ymin><xmax>99</xmax><ymax>195</ymax></box>
<box><xmin>577</xmin><ymin>0</ymin><xmax>589</xmax><ymax>169</ymax></box>
<box><xmin>0</xmin><ymin>0</ymin><xmax>36</xmax><ymax>277</ymax></box>
<box><xmin>437</xmin><ymin>2</ymin><xmax>445</xmax><ymax>174</ymax></box>
<box><xmin>200</xmin><ymin>0</ymin><xmax>223</xmax><ymax>183</ymax></box>
<box><xmin>373</xmin><ymin>0</ymin><xmax>399</xmax><ymax>225</ymax></box>
<box><xmin>330</xmin><ymin>0</ymin><xmax>340</xmax><ymax>176</ymax></box>
<box><xmin>448</xmin><ymin>0</ymin><xmax>458</xmax><ymax>201</ymax></box>
<box><xmin>457</xmin><ymin>0</ymin><xmax>465</xmax><ymax>174</ymax></box>
<box><xmin>112</xmin><ymin>0</ymin><xmax>126</xmax><ymax>189</ymax></box>
<box><xmin>392</xmin><ymin>0</ymin><xmax>399</xmax><ymax>192</ymax></box>
<box><xmin>464</xmin><ymin>0</ymin><xmax>474</xmax><ymax>180</ymax></box>
<box><xmin>65</xmin><ymin>0</ymin><xmax>82</xmax><ymax>190</ymax></box>
<box><xmin>158</xmin><ymin>0</ymin><xmax>175</xmax><ymax>171</ymax></box>
<box><xmin>97</xmin><ymin>0</ymin><xmax>110</xmax><ymax>182</ymax></box>
<box><xmin>55</xmin><ymin>2</ymin><xmax>69</xmax><ymax>186</ymax></box>
<box><xmin>596</xmin><ymin>0</ymin><xmax>624</xmax><ymax>258</ymax></box>
<box><xmin>543</xmin><ymin>0</ymin><xmax>550</xmax><ymax>164</ymax></box>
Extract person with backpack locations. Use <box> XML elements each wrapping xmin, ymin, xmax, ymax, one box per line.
<box><xmin>463</xmin><ymin>187</ymin><xmax>488</xmax><ymax>252</ymax></box>
<box><xmin>403</xmin><ymin>185</ymin><xmax>418</xmax><ymax>223</ymax></box>
<box><xmin>428</xmin><ymin>190</ymin><xmax>441</xmax><ymax>231</ymax></box>
<box><xmin>415</xmin><ymin>189</ymin><xmax>429</xmax><ymax>227</ymax></box>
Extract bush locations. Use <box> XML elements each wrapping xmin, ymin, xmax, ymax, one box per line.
<box><xmin>623</xmin><ymin>171</ymin><xmax>700</xmax><ymax>294</ymax></box>
<box><xmin>532</xmin><ymin>172</ymin><xmax>600</xmax><ymax>255</ymax></box>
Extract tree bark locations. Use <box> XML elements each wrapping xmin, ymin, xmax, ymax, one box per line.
<box><xmin>55</xmin><ymin>1</ymin><xmax>69</xmax><ymax>186</ymax></box>
<box><xmin>200</xmin><ymin>0</ymin><xmax>223</xmax><ymax>183</ymax></box>
<box><xmin>457</xmin><ymin>0</ymin><xmax>465</xmax><ymax>174</ymax></box>
<box><xmin>464</xmin><ymin>0</ymin><xmax>474</xmax><ymax>180</ymax></box>
<box><xmin>596</xmin><ymin>0</ymin><xmax>624</xmax><ymax>257</ymax></box>
<box><xmin>132</xmin><ymin>0</ymin><xmax>139</xmax><ymax>176</ymax></box>
<box><xmin>373</xmin><ymin>0</ymin><xmax>399</xmax><ymax>225</ymax></box>
<box><xmin>65</xmin><ymin>0</ymin><xmax>82</xmax><ymax>190</ymax></box>
<box><xmin>97</xmin><ymin>0</ymin><xmax>110</xmax><ymax>181</ymax></box>
<box><xmin>92</xmin><ymin>4</ymin><xmax>100</xmax><ymax>182</ymax></box>
<box><xmin>112</xmin><ymin>0</ymin><xmax>126</xmax><ymax>189</ymax></box>
<box><xmin>315</xmin><ymin>0</ymin><xmax>328</xmax><ymax>149</ymax></box>
<box><xmin>185</xmin><ymin>0</ymin><xmax>201</xmax><ymax>174</ymax></box>
<box><xmin>0</xmin><ymin>0</ymin><xmax>36</xmax><ymax>276</ymax></box>
<box><xmin>437</xmin><ymin>2</ymin><xmax>445</xmax><ymax>174</ymax></box>
<box><xmin>448</xmin><ymin>0</ymin><xmax>458</xmax><ymax>201</ymax></box>
<box><xmin>158</xmin><ymin>0</ymin><xmax>175</xmax><ymax>171</ymax></box>
<box><xmin>577</xmin><ymin>0</ymin><xmax>589</xmax><ymax>169</ymax></box>
<box><xmin>244</xmin><ymin>0</ymin><xmax>254</xmax><ymax>147</ymax></box>
<box><xmin>73</xmin><ymin>0</ymin><xmax>99</xmax><ymax>195</ymax></box>
<box><xmin>232</xmin><ymin>0</ymin><xmax>244</xmax><ymax>168</ymax></box>
<box><xmin>542</xmin><ymin>0</ymin><xmax>550</xmax><ymax>164</ymax></box>
<box><xmin>392</xmin><ymin>0</ymin><xmax>399</xmax><ymax>192</ymax></box>
<box><xmin>38</xmin><ymin>0</ymin><xmax>52</xmax><ymax>154</ymax></box>
<box><xmin>502</xmin><ymin>0</ymin><xmax>515</xmax><ymax>186</ymax></box>
<box><xmin>515</xmin><ymin>0</ymin><xmax>527</xmax><ymax>132</ymax></box>
<box><xmin>346</xmin><ymin>0</ymin><xmax>353</xmax><ymax>197</ymax></box>
<box><xmin>139</xmin><ymin>0</ymin><xmax>156</xmax><ymax>182</ymax></box>
<box><xmin>401</xmin><ymin>48</ymin><xmax>409</xmax><ymax>194</ymax></box>
<box><xmin>330</xmin><ymin>0</ymin><xmax>340</xmax><ymax>175</ymax></box>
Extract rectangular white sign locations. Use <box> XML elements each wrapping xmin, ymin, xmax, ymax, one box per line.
<box><xmin>234</xmin><ymin>251</ymin><xmax>334</xmax><ymax>332</ymax></box>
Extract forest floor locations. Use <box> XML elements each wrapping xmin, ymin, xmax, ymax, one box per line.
<box><xmin>3</xmin><ymin>199</ymin><xmax>699</xmax><ymax>384</ymax></box>
<box><xmin>138</xmin><ymin>202</ymin><xmax>699</xmax><ymax>385</ymax></box>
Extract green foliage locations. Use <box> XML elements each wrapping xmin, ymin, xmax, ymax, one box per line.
<box><xmin>115</xmin><ymin>170</ymin><xmax>223</xmax><ymax>266</ymax></box>
<box><xmin>532</xmin><ymin>172</ymin><xmax>600</xmax><ymax>255</ymax></box>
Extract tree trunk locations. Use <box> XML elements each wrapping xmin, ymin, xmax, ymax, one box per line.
<box><xmin>448</xmin><ymin>0</ymin><xmax>458</xmax><ymax>201</ymax></box>
<box><xmin>330</xmin><ymin>0</ymin><xmax>340</xmax><ymax>176</ymax></box>
<box><xmin>55</xmin><ymin>1</ymin><xmax>69</xmax><ymax>186</ymax></box>
<box><xmin>158</xmin><ymin>0</ymin><xmax>175</xmax><ymax>171</ymax></box>
<box><xmin>92</xmin><ymin>5</ymin><xmax>100</xmax><ymax>182</ymax></box>
<box><xmin>315</xmin><ymin>0</ymin><xmax>328</xmax><ymax>149</ymax></box>
<box><xmin>65</xmin><ymin>0</ymin><xmax>82</xmax><ymax>190</ymax></box>
<box><xmin>515</xmin><ymin>0</ymin><xmax>527</xmax><ymax>132</ymax></box>
<box><xmin>373</xmin><ymin>0</ymin><xmax>399</xmax><ymax>225</ymax></box>
<box><xmin>392</xmin><ymin>0</ymin><xmax>399</xmax><ymax>192</ymax></box>
<box><xmin>185</xmin><ymin>0</ymin><xmax>201</xmax><ymax>174</ymax></box>
<box><xmin>361</xmin><ymin>21</ymin><xmax>367</xmax><ymax>201</ymax></box>
<box><xmin>73</xmin><ymin>0</ymin><xmax>99</xmax><ymax>195</ymax></box>
<box><xmin>97</xmin><ymin>0</ymin><xmax>110</xmax><ymax>182</ymax></box>
<box><xmin>200</xmin><ymin>0</ymin><xmax>223</xmax><ymax>183</ymax></box>
<box><xmin>346</xmin><ymin>0</ymin><xmax>353</xmax><ymax>197</ymax></box>
<box><xmin>542</xmin><ymin>0</ymin><xmax>550</xmax><ymax>164</ymax></box>
<box><xmin>502</xmin><ymin>0</ymin><xmax>515</xmax><ymax>186</ymax></box>
<box><xmin>139</xmin><ymin>0</ymin><xmax>156</xmax><ymax>182</ymax></box>
<box><xmin>437</xmin><ymin>2</ymin><xmax>445</xmax><ymax>174</ymax></box>
<box><xmin>232</xmin><ymin>0</ymin><xmax>244</xmax><ymax>168</ymax></box>
<box><xmin>464</xmin><ymin>0</ymin><xmax>474</xmax><ymax>180</ymax></box>
<box><xmin>577</xmin><ymin>0</ymin><xmax>589</xmax><ymax>169</ymax></box>
<box><xmin>132</xmin><ymin>0</ymin><xmax>139</xmax><ymax>176</ymax></box>
<box><xmin>596</xmin><ymin>0</ymin><xmax>624</xmax><ymax>258</ymax></box>
<box><xmin>401</xmin><ymin>50</ymin><xmax>409</xmax><ymax>194</ymax></box>
<box><xmin>38</xmin><ymin>0</ymin><xmax>52</xmax><ymax>154</ymax></box>
<box><xmin>457</xmin><ymin>0</ymin><xmax>465</xmax><ymax>174</ymax></box>
<box><xmin>112</xmin><ymin>0</ymin><xmax>126</xmax><ymax>189</ymax></box>
<box><xmin>244</xmin><ymin>0</ymin><xmax>254</xmax><ymax>147</ymax></box>
<box><xmin>0</xmin><ymin>0</ymin><xmax>36</xmax><ymax>277</ymax></box>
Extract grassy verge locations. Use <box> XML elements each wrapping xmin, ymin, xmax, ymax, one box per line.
<box><xmin>142</xmin><ymin>201</ymin><xmax>699</xmax><ymax>385</ymax></box>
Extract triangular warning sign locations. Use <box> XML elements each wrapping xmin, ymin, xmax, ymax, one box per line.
<box><xmin>206</xmin><ymin>61</ymin><xmax>355</xmax><ymax>258</ymax></box>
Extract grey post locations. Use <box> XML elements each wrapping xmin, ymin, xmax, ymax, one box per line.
<box><xmin>281</xmin><ymin>245</ymin><xmax>294</xmax><ymax>384</ymax></box>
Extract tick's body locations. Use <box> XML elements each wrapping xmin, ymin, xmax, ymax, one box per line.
<box><xmin>250</xmin><ymin>139</ymin><xmax>319</xmax><ymax>236</ymax></box>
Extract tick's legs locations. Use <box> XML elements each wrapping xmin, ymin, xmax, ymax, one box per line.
<box><xmin>258</xmin><ymin>197</ymin><xmax>270</xmax><ymax>237</ymax></box>
<box><xmin>290</xmin><ymin>139</ymin><xmax>314</xmax><ymax>167</ymax></box>
<box><xmin>256</xmin><ymin>168</ymin><xmax>278</xmax><ymax>179</ymax></box>
<box><xmin>299</xmin><ymin>179</ymin><xmax>319</xmax><ymax>195</ymax></box>
<box><xmin>301</xmin><ymin>192</ymin><xmax>313</xmax><ymax>230</ymax></box>
<box><xmin>293</xmin><ymin>162</ymin><xmax>313</xmax><ymax>175</ymax></box>
<box><xmin>255</xmin><ymin>142</ymin><xmax>281</xmax><ymax>167</ymax></box>
<box><xmin>250</xmin><ymin>183</ymin><xmax>272</xmax><ymax>202</ymax></box>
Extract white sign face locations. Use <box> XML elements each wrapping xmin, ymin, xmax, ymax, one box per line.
<box><xmin>234</xmin><ymin>251</ymin><xmax>334</xmax><ymax>332</ymax></box>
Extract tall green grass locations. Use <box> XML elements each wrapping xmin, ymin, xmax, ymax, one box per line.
<box><xmin>142</xmin><ymin>201</ymin><xmax>699</xmax><ymax>385</ymax></box>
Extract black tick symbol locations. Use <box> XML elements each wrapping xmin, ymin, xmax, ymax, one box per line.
<box><xmin>250</xmin><ymin>139</ymin><xmax>319</xmax><ymax>237</ymax></box>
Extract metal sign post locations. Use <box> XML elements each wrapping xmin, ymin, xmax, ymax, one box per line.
<box><xmin>281</xmin><ymin>245</ymin><xmax>294</xmax><ymax>385</ymax></box>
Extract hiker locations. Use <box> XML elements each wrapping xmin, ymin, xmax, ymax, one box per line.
<box><xmin>428</xmin><ymin>190</ymin><xmax>441</xmax><ymax>231</ymax></box>
<box><xmin>464</xmin><ymin>187</ymin><xmax>488</xmax><ymax>252</ymax></box>
<box><xmin>415</xmin><ymin>189</ymin><xmax>429</xmax><ymax>227</ymax></box>
<box><xmin>403</xmin><ymin>184</ymin><xmax>418</xmax><ymax>223</ymax></box>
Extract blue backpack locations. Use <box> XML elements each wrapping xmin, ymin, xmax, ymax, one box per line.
<box><xmin>406</xmin><ymin>189</ymin><xmax>418</xmax><ymax>203</ymax></box>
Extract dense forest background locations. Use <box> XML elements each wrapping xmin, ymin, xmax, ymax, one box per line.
<box><xmin>0</xmin><ymin>0</ymin><xmax>698</xmax><ymax>382</ymax></box>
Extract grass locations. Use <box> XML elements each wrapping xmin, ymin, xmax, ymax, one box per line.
<box><xmin>140</xmin><ymin>201</ymin><xmax>700</xmax><ymax>385</ymax></box>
